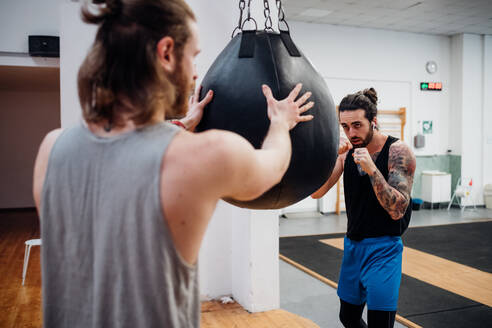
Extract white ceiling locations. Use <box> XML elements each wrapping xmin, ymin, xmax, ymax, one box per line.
<box><xmin>280</xmin><ymin>0</ymin><xmax>492</xmax><ymax>36</ymax></box>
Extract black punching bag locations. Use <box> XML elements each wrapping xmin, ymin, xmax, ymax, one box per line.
<box><xmin>197</xmin><ymin>30</ymin><xmax>339</xmax><ymax>209</ymax></box>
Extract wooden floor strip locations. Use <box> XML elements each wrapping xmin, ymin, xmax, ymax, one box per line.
<box><xmin>280</xmin><ymin>254</ymin><xmax>338</xmax><ymax>289</ymax></box>
<box><xmin>320</xmin><ymin>238</ymin><xmax>492</xmax><ymax>307</ymax></box>
<box><xmin>279</xmin><ymin>255</ymin><xmax>422</xmax><ymax>328</ymax></box>
<box><xmin>201</xmin><ymin>300</ymin><xmax>319</xmax><ymax>328</ymax></box>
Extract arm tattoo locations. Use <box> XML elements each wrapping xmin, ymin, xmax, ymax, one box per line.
<box><xmin>369</xmin><ymin>142</ymin><xmax>416</xmax><ymax>220</ymax></box>
<box><xmin>371</xmin><ymin>151</ymin><xmax>380</xmax><ymax>162</ymax></box>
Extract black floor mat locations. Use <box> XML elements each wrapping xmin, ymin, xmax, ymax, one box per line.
<box><xmin>406</xmin><ymin>305</ymin><xmax>492</xmax><ymax>328</ymax></box>
<box><xmin>402</xmin><ymin>221</ymin><xmax>492</xmax><ymax>273</ymax></box>
<box><xmin>279</xmin><ymin>221</ymin><xmax>492</xmax><ymax>327</ymax></box>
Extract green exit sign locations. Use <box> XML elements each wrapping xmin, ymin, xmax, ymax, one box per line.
<box><xmin>421</xmin><ymin>82</ymin><xmax>442</xmax><ymax>91</ymax></box>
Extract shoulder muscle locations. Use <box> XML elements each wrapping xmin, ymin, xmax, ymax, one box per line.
<box><xmin>33</xmin><ymin>129</ymin><xmax>63</xmax><ymax>211</ymax></box>
<box><xmin>387</xmin><ymin>141</ymin><xmax>416</xmax><ymax>196</ymax></box>
<box><xmin>389</xmin><ymin>141</ymin><xmax>416</xmax><ymax>176</ymax></box>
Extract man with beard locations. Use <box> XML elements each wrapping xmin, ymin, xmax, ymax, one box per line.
<box><xmin>32</xmin><ymin>1</ymin><xmax>314</xmax><ymax>327</ymax></box>
<box><xmin>312</xmin><ymin>88</ymin><xmax>415</xmax><ymax>328</ymax></box>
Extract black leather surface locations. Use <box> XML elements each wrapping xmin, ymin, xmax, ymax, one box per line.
<box><xmin>197</xmin><ymin>31</ymin><xmax>339</xmax><ymax>209</ymax></box>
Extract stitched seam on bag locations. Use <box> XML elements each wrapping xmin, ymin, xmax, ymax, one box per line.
<box><xmin>264</xmin><ymin>32</ymin><xmax>283</xmax><ymax>208</ymax></box>
<box><xmin>265</xmin><ymin>32</ymin><xmax>281</xmax><ymax>103</ymax></box>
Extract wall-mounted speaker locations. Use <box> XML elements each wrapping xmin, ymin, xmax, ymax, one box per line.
<box><xmin>28</xmin><ymin>35</ymin><xmax>59</xmax><ymax>58</ymax></box>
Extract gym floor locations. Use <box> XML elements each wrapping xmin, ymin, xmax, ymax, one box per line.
<box><xmin>278</xmin><ymin>207</ymin><xmax>492</xmax><ymax>328</ymax></box>
<box><xmin>2</xmin><ymin>207</ymin><xmax>490</xmax><ymax>327</ymax></box>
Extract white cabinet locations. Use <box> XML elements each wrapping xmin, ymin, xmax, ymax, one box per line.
<box><xmin>421</xmin><ymin>171</ymin><xmax>451</xmax><ymax>204</ymax></box>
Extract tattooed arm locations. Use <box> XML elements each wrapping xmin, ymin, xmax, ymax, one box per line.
<box><xmin>368</xmin><ymin>141</ymin><xmax>416</xmax><ymax>220</ymax></box>
<box><xmin>312</xmin><ymin>137</ymin><xmax>352</xmax><ymax>199</ymax></box>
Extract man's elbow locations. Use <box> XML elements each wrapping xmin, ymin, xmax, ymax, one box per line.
<box><xmin>252</xmin><ymin>175</ymin><xmax>282</xmax><ymax>200</ymax></box>
<box><xmin>390</xmin><ymin>213</ymin><xmax>403</xmax><ymax>221</ymax></box>
<box><xmin>233</xmin><ymin>174</ymin><xmax>281</xmax><ymax>202</ymax></box>
<box><xmin>390</xmin><ymin>200</ymin><xmax>410</xmax><ymax>220</ymax></box>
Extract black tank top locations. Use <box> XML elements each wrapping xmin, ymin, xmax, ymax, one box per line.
<box><xmin>343</xmin><ymin>135</ymin><xmax>411</xmax><ymax>241</ymax></box>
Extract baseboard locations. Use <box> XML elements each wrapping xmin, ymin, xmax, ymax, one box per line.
<box><xmin>0</xmin><ymin>207</ymin><xmax>36</xmax><ymax>213</ymax></box>
<box><xmin>447</xmin><ymin>204</ymin><xmax>486</xmax><ymax>209</ymax></box>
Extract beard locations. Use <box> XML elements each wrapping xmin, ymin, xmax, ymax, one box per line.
<box><xmin>166</xmin><ymin>62</ymin><xmax>194</xmax><ymax>119</ymax></box>
<box><xmin>351</xmin><ymin>125</ymin><xmax>374</xmax><ymax>148</ymax></box>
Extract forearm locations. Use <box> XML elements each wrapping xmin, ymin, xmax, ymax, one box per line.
<box><xmin>369</xmin><ymin>169</ymin><xmax>410</xmax><ymax>220</ymax></box>
<box><xmin>258</xmin><ymin>120</ymin><xmax>292</xmax><ymax>183</ymax></box>
<box><xmin>312</xmin><ymin>155</ymin><xmax>344</xmax><ymax>198</ymax></box>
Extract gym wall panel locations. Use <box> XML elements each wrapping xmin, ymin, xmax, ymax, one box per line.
<box><xmin>481</xmin><ymin>35</ymin><xmax>492</xmax><ymax>196</ymax></box>
<box><xmin>0</xmin><ymin>0</ymin><xmax>59</xmax><ymax>54</ymax></box>
<box><xmin>289</xmin><ymin>20</ymin><xmax>452</xmax><ymax>156</ymax></box>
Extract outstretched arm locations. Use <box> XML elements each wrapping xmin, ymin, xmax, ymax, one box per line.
<box><xmin>356</xmin><ymin>141</ymin><xmax>416</xmax><ymax>220</ymax></box>
<box><xmin>225</xmin><ymin>83</ymin><xmax>314</xmax><ymax>200</ymax></box>
<box><xmin>161</xmin><ymin>84</ymin><xmax>314</xmax><ymax>264</ymax></box>
<box><xmin>311</xmin><ymin>137</ymin><xmax>352</xmax><ymax>199</ymax></box>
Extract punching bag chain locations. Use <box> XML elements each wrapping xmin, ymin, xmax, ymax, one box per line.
<box><xmin>263</xmin><ymin>0</ymin><xmax>274</xmax><ymax>32</ymax></box>
<box><xmin>276</xmin><ymin>0</ymin><xmax>290</xmax><ymax>32</ymax></box>
<box><xmin>231</xmin><ymin>0</ymin><xmax>246</xmax><ymax>38</ymax></box>
<box><xmin>241</xmin><ymin>0</ymin><xmax>257</xmax><ymax>31</ymax></box>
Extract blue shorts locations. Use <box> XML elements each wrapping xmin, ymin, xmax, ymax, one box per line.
<box><xmin>337</xmin><ymin>236</ymin><xmax>403</xmax><ymax>311</ymax></box>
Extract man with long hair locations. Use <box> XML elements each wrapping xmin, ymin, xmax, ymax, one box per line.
<box><xmin>33</xmin><ymin>1</ymin><xmax>314</xmax><ymax>327</ymax></box>
<box><xmin>313</xmin><ymin>88</ymin><xmax>415</xmax><ymax>328</ymax></box>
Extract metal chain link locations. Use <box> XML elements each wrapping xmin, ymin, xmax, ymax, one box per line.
<box><xmin>263</xmin><ymin>0</ymin><xmax>273</xmax><ymax>31</ymax></box>
<box><xmin>241</xmin><ymin>0</ymin><xmax>257</xmax><ymax>32</ymax></box>
<box><xmin>231</xmin><ymin>0</ymin><xmax>246</xmax><ymax>38</ymax></box>
<box><xmin>246</xmin><ymin>0</ymin><xmax>252</xmax><ymax>21</ymax></box>
<box><xmin>276</xmin><ymin>0</ymin><xmax>290</xmax><ymax>32</ymax></box>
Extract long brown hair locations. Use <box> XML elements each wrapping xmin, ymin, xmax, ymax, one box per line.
<box><xmin>339</xmin><ymin>88</ymin><xmax>378</xmax><ymax>122</ymax></box>
<box><xmin>78</xmin><ymin>0</ymin><xmax>195</xmax><ymax>128</ymax></box>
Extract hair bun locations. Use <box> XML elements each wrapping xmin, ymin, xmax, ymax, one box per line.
<box><xmin>363</xmin><ymin>88</ymin><xmax>378</xmax><ymax>105</ymax></box>
<box><xmin>82</xmin><ymin>0</ymin><xmax>122</xmax><ymax>25</ymax></box>
<box><xmin>104</xmin><ymin>0</ymin><xmax>122</xmax><ymax>16</ymax></box>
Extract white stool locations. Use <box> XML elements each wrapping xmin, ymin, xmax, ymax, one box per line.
<box><xmin>22</xmin><ymin>239</ymin><xmax>42</xmax><ymax>286</ymax></box>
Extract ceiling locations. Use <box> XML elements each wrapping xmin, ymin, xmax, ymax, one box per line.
<box><xmin>280</xmin><ymin>0</ymin><xmax>492</xmax><ymax>36</ymax></box>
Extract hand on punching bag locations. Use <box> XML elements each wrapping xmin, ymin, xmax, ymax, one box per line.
<box><xmin>262</xmin><ymin>83</ymin><xmax>314</xmax><ymax>130</ymax></box>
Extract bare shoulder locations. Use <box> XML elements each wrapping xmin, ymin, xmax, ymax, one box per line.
<box><xmin>162</xmin><ymin>129</ymin><xmax>255</xmax><ymax>194</ymax></box>
<box><xmin>35</xmin><ymin>128</ymin><xmax>64</xmax><ymax>170</ymax></box>
<box><xmin>165</xmin><ymin>129</ymin><xmax>253</xmax><ymax>169</ymax></box>
<box><xmin>40</xmin><ymin>129</ymin><xmax>64</xmax><ymax>152</ymax></box>
<box><xmin>33</xmin><ymin>128</ymin><xmax>64</xmax><ymax>210</ymax></box>
<box><xmin>389</xmin><ymin>140</ymin><xmax>416</xmax><ymax>175</ymax></box>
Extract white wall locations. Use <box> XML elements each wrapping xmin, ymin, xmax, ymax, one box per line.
<box><xmin>453</xmin><ymin>33</ymin><xmax>492</xmax><ymax>205</ymax></box>
<box><xmin>59</xmin><ymin>2</ymin><xmax>96</xmax><ymax>128</ymax></box>
<box><xmin>290</xmin><ymin>21</ymin><xmax>451</xmax><ymax>155</ymax></box>
<box><xmin>231</xmin><ymin>209</ymin><xmax>280</xmax><ymax>312</ymax></box>
<box><xmin>483</xmin><ymin>36</ymin><xmax>492</xmax><ymax>194</ymax></box>
<box><xmin>450</xmin><ymin>34</ymin><xmax>463</xmax><ymax>156</ymax></box>
<box><xmin>461</xmin><ymin>34</ymin><xmax>484</xmax><ymax>205</ymax></box>
<box><xmin>198</xmin><ymin>201</ymin><xmax>233</xmax><ymax>299</ymax></box>
<box><xmin>284</xmin><ymin>21</ymin><xmax>452</xmax><ymax>212</ymax></box>
<box><xmin>0</xmin><ymin>0</ymin><xmax>59</xmax><ymax>53</ymax></box>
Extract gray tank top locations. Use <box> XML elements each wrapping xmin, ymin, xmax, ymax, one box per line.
<box><xmin>40</xmin><ymin>122</ymin><xmax>199</xmax><ymax>328</ymax></box>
